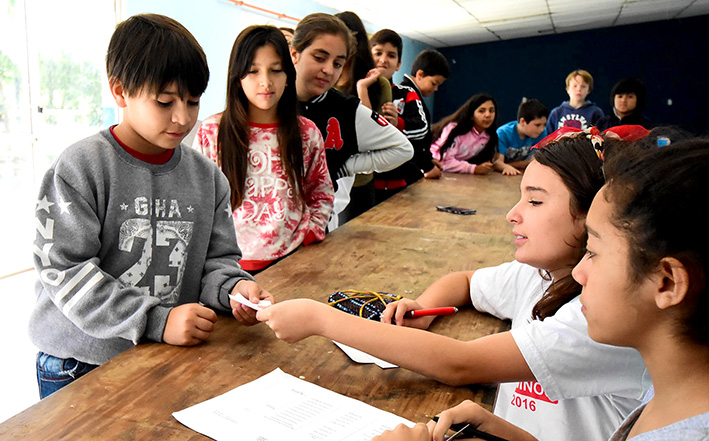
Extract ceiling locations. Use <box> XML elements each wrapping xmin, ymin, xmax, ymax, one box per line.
<box><xmin>312</xmin><ymin>0</ymin><xmax>709</xmax><ymax>47</ymax></box>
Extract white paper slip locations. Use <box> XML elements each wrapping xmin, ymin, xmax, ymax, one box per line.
<box><xmin>228</xmin><ymin>293</ymin><xmax>272</xmax><ymax>311</ymax></box>
<box><xmin>333</xmin><ymin>341</ymin><xmax>398</xmax><ymax>369</ymax></box>
<box><xmin>173</xmin><ymin>368</ymin><xmax>413</xmax><ymax>441</ymax></box>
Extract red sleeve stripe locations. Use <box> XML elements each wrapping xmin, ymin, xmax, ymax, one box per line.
<box><xmin>406</xmin><ymin>91</ymin><xmax>420</xmax><ymax>102</ymax></box>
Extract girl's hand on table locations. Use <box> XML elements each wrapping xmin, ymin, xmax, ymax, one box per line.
<box><xmin>372</xmin><ymin>422</ymin><xmax>431</xmax><ymax>441</ymax></box>
<box><xmin>380</xmin><ymin>299</ymin><xmax>436</xmax><ymax>329</ymax></box>
<box><xmin>430</xmin><ymin>400</ymin><xmax>537</xmax><ymax>441</ymax></box>
<box><xmin>474</xmin><ymin>162</ymin><xmax>494</xmax><ymax>175</ymax></box>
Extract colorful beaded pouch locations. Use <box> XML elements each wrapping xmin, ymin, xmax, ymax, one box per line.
<box><xmin>328</xmin><ymin>290</ymin><xmax>402</xmax><ymax>321</ymax></box>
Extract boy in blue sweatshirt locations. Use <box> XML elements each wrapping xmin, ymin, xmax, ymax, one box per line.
<box><xmin>546</xmin><ymin>69</ymin><xmax>603</xmax><ymax>132</ymax></box>
<box><xmin>497</xmin><ymin>98</ymin><xmax>549</xmax><ymax>171</ymax></box>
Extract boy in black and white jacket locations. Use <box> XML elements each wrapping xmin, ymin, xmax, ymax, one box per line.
<box><xmin>370</xmin><ymin>31</ymin><xmax>450</xmax><ymax>202</ymax></box>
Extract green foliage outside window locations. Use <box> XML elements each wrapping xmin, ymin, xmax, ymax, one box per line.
<box><xmin>0</xmin><ymin>50</ymin><xmax>19</xmax><ymax>127</ymax></box>
<box><xmin>39</xmin><ymin>52</ymin><xmax>102</xmax><ymax>126</ymax></box>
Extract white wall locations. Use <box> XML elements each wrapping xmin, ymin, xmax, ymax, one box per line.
<box><xmin>124</xmin><ymin>0</ymin><xmax>433</xmax><ymax>119</ymax></box>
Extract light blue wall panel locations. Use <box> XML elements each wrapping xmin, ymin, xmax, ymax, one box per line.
<box><xmin>124</xmin><ymin>0</ymin><xmax>433</xmax><ymax>119</ymax></box>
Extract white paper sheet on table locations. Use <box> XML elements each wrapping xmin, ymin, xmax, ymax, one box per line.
<box><xmin>333</xmin><ymin>341</ymin><xmax>398</xmax><ymax>369</ymax></box>
<box><xmin>173</xmin><ymin>368</ymin><xmax>413</xmax><ymax>441</ymax></box>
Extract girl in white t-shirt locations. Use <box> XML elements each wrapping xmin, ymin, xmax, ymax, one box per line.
<box><xmin>257</xmin><ymin>128</ymin><xmax>651</xmax><ymax>440</ymax></box>
<box><xmin>396</xmin><ymin>138</ymin><xmax>709</xmax><ymax>441</ymax></box>
<box><xmin>193</xmin><ymin>26</ymin><xmax>334</xmax><ymax>277</ymax></box>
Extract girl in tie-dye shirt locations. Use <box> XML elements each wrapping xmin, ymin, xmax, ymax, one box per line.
<box><xmin>193</xmin><ymin>26</ymin><xmax>333</xmax><ymax>273</ymax></box>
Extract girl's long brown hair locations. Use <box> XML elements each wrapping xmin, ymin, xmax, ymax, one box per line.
<box><xmin>218</xmin><ymin>25</ymin><xmax>305</xmax><ymax>209</ymax></box>
<box><xmin>531</xmin><ymin>135</ymin><xmax>606</xmax><ymax>319</ymax></box>
<box><xmin>334</xmin><ymin>11</ymin><xmax>382</xmax><ymax>108</ymax></box>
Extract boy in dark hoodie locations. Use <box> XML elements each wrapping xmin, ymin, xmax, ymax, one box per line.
<box><xmin>596</xmin><ymin>78</ymin><xmax>651</xmax><ymax>131</ymax></box>
<box><xmin>546</xmin><ymin>69</ymin><xmax>603</xmax><ymax>132</ymax></box>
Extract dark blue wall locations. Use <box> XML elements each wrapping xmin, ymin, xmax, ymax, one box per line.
<box><xmin>434</xmin><ymin>14</ymin><xmax>709</xmax><ymax>135</ymax></box>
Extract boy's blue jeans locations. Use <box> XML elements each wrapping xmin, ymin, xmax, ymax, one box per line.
<box><xmin>36</xmin><ymin>352</ymin><xmax>98</xmax><ymax>399</ymax></box>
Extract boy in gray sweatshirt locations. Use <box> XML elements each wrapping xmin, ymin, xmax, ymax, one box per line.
<box><xmin>30</xmin><ymin>14</ymin><xmax>273</xmax><ymax>399</ymax></box>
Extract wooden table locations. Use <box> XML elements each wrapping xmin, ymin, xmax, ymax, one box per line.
<box><xmin>1</xmin><ymin>173</ymin><xmax>521</xmax><ymax>439</ymax></box>
<box><xmin>352</xmin><ymin>172</ymin><xmax>520</xmax><ymax>237</ymax></box>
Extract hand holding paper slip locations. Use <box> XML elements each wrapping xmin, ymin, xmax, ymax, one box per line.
<box><xmin>229</xmin><ymin>292</ymin><xmax>272</xmax><ymax>311</ymax></box>
<box><xmin>173</xmin><ymin>368</ymin><xmax>414</xmax><ymax>440</ymax></box>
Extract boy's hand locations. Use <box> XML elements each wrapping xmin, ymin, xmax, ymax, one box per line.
<box><xmin>473</xmin><ymin>162</ymin><xmax>494</xmax><ymax>175</ymax></box>
<box><xmin>380</xmin><ymin>299</ymin><xmax>435</xmax><ymax>329</ymax></box>
<box><xmin>163</xmin><ymin>303</ymin><xmax>217</xmax><ymax>346</ymax></box>
<box><xmin>371</xmin><ymin>423</ymin><xmax>430</xmax><ymax>441</ymax></box>
<box><xmin>257</xmin><ymin>299</ymin><xmax>323</xmax><ymax>343</ymax></box>
<box><xmin>381</xmin><ymin>102</ymin><xmax>399</xmax><ymax>126</ymax></box>
<box><xmin>230</xmin><ymin>280</ymin><xmax>275</xmax><ymax>326</ymax></box>
<box><xmin>500</xmin><ymin>164</ymin><xmax>522</xmax><ymax>176</ymax></box>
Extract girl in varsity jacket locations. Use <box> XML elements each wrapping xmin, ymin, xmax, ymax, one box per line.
<box><xmin>289</xmin><ymin>13</ymin><xmax>413</xmax><ymax>229</ymax></box>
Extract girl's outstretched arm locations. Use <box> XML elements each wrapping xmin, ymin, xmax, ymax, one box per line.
<box><xmin>257</xmin><ymin>299</ymin><xmax>534</xmax><ymax>386</ymax></box>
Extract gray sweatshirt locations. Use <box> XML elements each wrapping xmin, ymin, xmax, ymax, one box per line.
<box><xmin>30</xmin><ymin>129</ymin><xmax>254</xmax><ymax>365</ymax></box>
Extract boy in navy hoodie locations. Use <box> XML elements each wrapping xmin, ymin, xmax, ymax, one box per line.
<box><xmin>546</xmin><ymin>69</ymin><xmax>603</xmax><ymax>132</ymax></box>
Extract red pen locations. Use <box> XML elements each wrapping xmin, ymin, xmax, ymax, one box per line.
<box><xmin>407</xmin><ymin>307</ymin><xmax>458</xmax><ymax>318</ymax></box>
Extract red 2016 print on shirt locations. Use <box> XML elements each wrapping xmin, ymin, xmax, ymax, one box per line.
<box><xmin>510</xmin><ymin>381</ymin><xmax>559</xmax><ymax>412</ymax></box>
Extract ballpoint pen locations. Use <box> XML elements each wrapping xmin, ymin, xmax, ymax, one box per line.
<box><xmin>432</xmin><ymin>416</ymin><xmax>509</xmax><ymax>441</ymax></box>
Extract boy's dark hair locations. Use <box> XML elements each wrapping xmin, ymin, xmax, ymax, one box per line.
<box><xmin>106</xmin><ymin>14</ymin><xmax>209</xmax><ymax>98</ymax></box>
<box><xmin>370</xmin><ymin>29</ymin><xmax>403</xmax><ymax>62</ymax></box>
<box><xmin>411</xmin><ymin>49</ymin><xmax>449</xmax><ymax>79</ymax></box>
<box><xmin>517</xmin><ymin>99</ymin><xmax>549</xmax><ymax>122</ymax></box>
<box><xmin>610</xmin><ymin>78</ymin><xmax>647</xmax><ymax>112</ymax></box>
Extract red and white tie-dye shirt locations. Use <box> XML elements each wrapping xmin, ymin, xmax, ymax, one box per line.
<box><xmin>193</xmin><ymin>114</ymin><xmax>334</xmax><ymax>271</ymax></box>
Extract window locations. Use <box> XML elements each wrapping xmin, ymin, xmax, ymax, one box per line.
<box><xmin>0</xmin><ymin>0</ymin><xmax>118</xmax><ymax>277</ymax></box>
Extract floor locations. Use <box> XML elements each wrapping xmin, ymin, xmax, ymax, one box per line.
<box><xmin>0</xmin><ymin>270</ymin><xmax>40</xmax><ymax>423</ymax></box>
